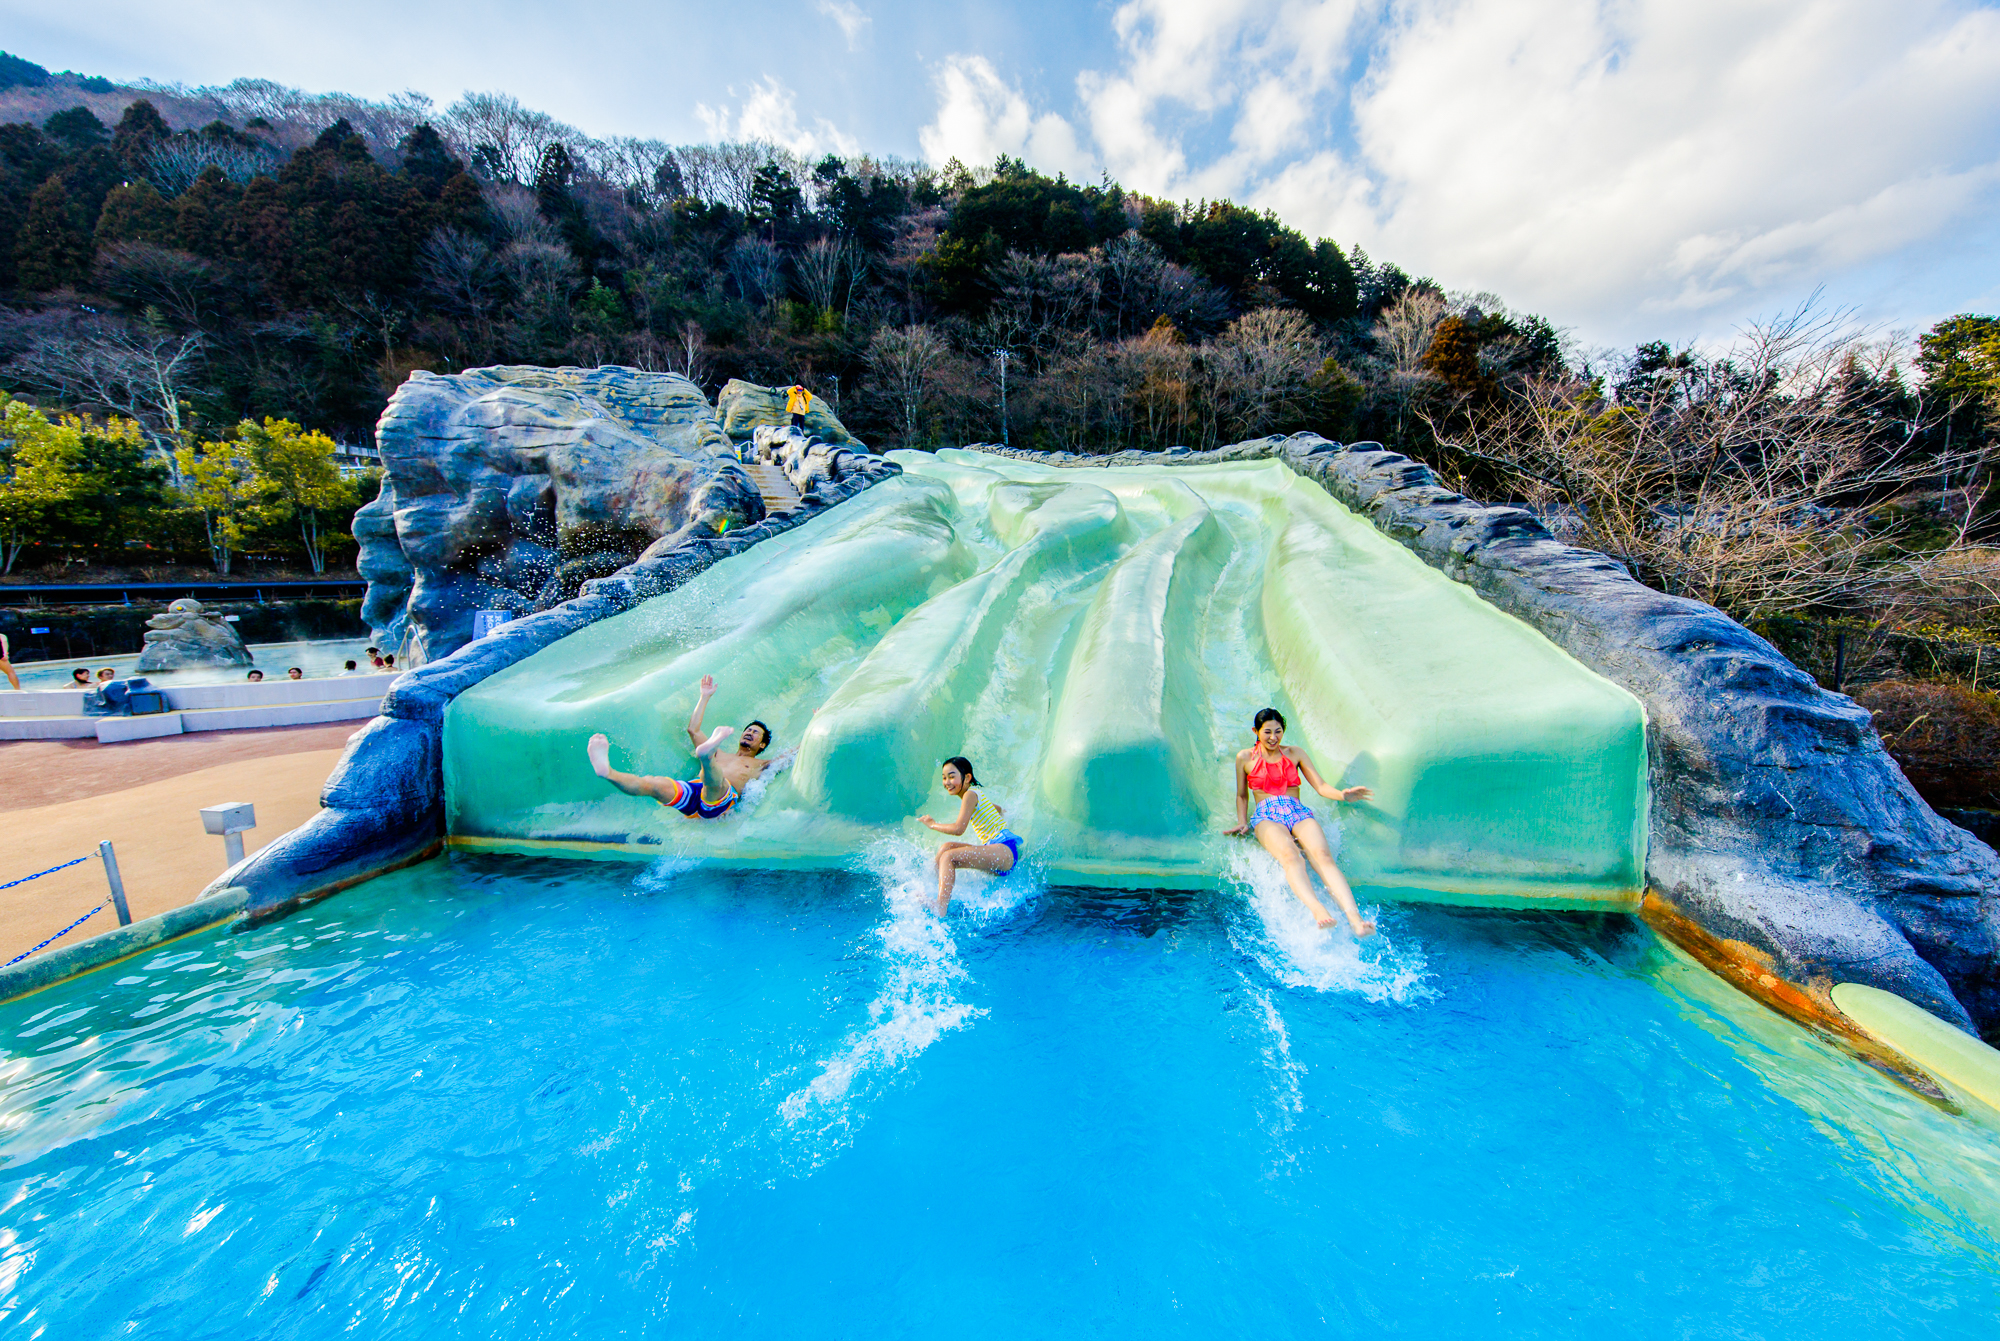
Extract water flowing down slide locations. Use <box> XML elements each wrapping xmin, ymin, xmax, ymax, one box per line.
<box><xmin>444</xmin><ymin>452</ymin><xmax>1648</xmax><ymax>907</ymax></box>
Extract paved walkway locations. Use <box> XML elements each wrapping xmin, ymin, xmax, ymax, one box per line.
<box><xmin>0</xmin><ymin>723</ymin><xmax>359</xmax><ymax>965</ymax></box>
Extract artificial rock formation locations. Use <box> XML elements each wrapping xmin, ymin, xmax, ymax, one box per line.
<box><xmin>135</xmin><ymin>598</ymin><xmax>252</xmax><ymax>670</ymax></box>
<box><xmin>750</xmin><ymin>424</ymin><xmax>869</xmax><ymax>496</ymax></box>
<box><xmin>355</xmin><ymin>366</ymin><xmax>865</xmax><ymax>662</ymax></box>
<box><xmin>717</xmin><ymin>379</ymin><xmax>860</xmax><ymax>446</ymax></box>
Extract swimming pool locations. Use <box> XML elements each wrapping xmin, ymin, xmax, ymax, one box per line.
<box><xmin>12</xmin><ymin>638</ymin><xmax>380</xmax><ymax>689</ymax></box>
<box><xmin>4</xmin><ymin>852</ymin><xmax>1997</xmax><ymax>1337</ymax></box>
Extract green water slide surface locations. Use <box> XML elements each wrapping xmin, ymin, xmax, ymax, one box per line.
<box><xmin>445</xmin><ymin>452</ymin><xmax>1648</xmax><ymax>905</ymax></box>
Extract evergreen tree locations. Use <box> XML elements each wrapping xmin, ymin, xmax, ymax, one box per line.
<box><xmin>93</xmin><ymin>180</ymin><xmax>178</xmax><ymax>248</ymax></box>
<box><xmin>111</xmin><ymin>99</ymin><xmax>171</xmax><ymax>169</ymax></box>
<box><xmin>14</xmin><ymin>177</ymin><xmax>93</xmax><ymax>288</ymax></box>
<box><xmin>41</xmin><ymin>105</ymin><xmax>107</xmax><ymax>152</ymax></box>
<box><xmin>398</xmin><ymin>123</ymin><xmax>461</xmax><ymax>198</ymax></box>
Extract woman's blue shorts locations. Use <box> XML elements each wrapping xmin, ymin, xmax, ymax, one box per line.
<box><xmin>1251</xmin><ymin>796</ymin><xmax>1315</xmax><ymax>831</ymax></box>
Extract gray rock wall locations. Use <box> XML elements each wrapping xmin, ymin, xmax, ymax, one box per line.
<box><xmin>203</xmin><ymin>449</ymin><xmax>902</xmax><ymax>924</ymax></box>
<box><xmin>359</xmin><ymin>366</ymin><xmax>871</xmax><ymax>664</ymax></box>
<box><xmin>967</xmin><ymin>436</ymin><xmax>2000</xmax><ymax>1039</ymax></box>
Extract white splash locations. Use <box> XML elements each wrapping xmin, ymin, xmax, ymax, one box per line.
<box><xmin>1239</xmin><ymin>973</ymin><xmax>1307</xmax><ymax>1173</ymax></box>
<box><xmin>737</xmin><ymin>747</ymin><xmax>797</xmax><ymax>811</ymax></box>
<box><xmin>778</xmin><ymin>838</ymin><xmax>1037</xmax><ymax>1137</ymax></box>
<box><xmin>1223</xmin><ymin>847</ymin><xmax>1432</xmax><ymax>1003</ymax></box>
<box><xmin>632</xmin><ymin>854</ymin><xmax>701</xmax><ymax>894</ymax></box>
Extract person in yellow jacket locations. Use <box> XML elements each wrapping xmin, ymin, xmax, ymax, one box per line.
<box><xmin>785</xmin><ymin>384</ymin><xmax>812</xmax><ymax>429</ymax></box>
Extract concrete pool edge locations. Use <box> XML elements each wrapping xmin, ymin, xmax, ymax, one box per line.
<box><xmin>440</xmin><ymin>834</ymin><xmax>1646</xmax><ymax>908</ymax></box>
<box><xmin>0</xmin><ymin>887</ymin><xmax>254</xmax><ymax>1005</ymax></box>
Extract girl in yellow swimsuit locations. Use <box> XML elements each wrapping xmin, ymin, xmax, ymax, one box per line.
<box><xmin>917</xmin><ymin>755</ymin><xmax>1023</xmax><ymax>916</ymax></box>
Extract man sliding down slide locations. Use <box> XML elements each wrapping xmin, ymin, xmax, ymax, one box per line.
<box><xmin>587</xmin><ymin>675</ymin><xmax>775</xmax><ymax>819</ymax></box>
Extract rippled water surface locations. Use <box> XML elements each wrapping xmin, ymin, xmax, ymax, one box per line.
<box><xmin>5</xmin><ymin>853</ymin><xmax>1999</xmax><ymax>1338</ymax></box>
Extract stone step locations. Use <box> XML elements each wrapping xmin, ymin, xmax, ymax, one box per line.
<box><xmin>744</xmin><ymin>460</ymin><xmax>802</xmax><ymax>514</ymax></box>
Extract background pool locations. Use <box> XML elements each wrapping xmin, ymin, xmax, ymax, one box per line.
<box><xmin>3</xmin><ymin>850</ymin><xmax>1997</xmax><ymax>1338</ymax></box>
<box><xmin>11</xmin><ymin>637</ymin><xmax>379</xmax><ymax>689</ymax></box>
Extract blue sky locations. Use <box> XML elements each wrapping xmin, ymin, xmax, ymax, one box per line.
<box><xmin>6</xmin><ymin>0</ymin><xmax>2000</xmax><ymax>350</ymax></box>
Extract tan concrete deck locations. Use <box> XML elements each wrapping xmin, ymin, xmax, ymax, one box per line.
<box><xmin>0</xmin><ymin>723</ymin><xmax>359</xmax><ymax>965</ymax></box>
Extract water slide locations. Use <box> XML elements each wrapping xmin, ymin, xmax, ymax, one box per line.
<box><xmin>445</xmin><ymin>451</ymin><xmax>1648</xmax><ymax>907</ymax></box>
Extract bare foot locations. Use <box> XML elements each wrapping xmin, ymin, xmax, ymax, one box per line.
<box><xmin>586</xmin><ymin>733</ymin><xmax>612</xmax><ymax>778</ymax></box>
<box><xmin>693</xmin><ymin>725</ymin><xmax>733</xmax><ymax>757</ymax></box>
<box><xmin>935</xmin><ymin>896</ymin><xmax>951</xmax><ymax>917</ymax></box>
<box><xmin>1351</xmin><ymin>918</ymin><xmax>1378</xmax><ymax>938</ymax></box>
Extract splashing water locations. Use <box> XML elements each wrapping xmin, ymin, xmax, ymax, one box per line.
<box><xmin>1237</xmin><ymin>972</ymin><xmax>1308</xmax><ymax>1175</ymax></box>
<box><xmin>778</xmin><ymin>840</ymin><xmax>1040</xmax><ymax>1140</ymax></box>
<box><xmin>1223</xmin><ymin>846</ymin><xmax>1432</xmax><ymax>1002</ymax></box>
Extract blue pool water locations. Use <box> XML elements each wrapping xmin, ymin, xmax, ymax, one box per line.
<box><xmin>4</xmin><ymin>851</ymin><xmax>1999</xmax><ymax>1337</ymax></box>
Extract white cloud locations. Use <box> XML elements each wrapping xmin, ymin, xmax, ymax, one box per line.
<box><xmin>816</xmin><ymin>0</ymin><xmax>871</xmax><ymax>51</ymax></box>
<box><xmin>695</xmin><ymin>76</ymin><xmax>860</xmax><ymax>159</ymax></box>
<box><xmin>917</xmin><ymin>54</ymin><xmax>1094</xmax><ymax>179</ymax></box>
<box><xmin>918</xmin><ymin>0</ymin><xmax>2000</xmax><ymax>342</ymax></box>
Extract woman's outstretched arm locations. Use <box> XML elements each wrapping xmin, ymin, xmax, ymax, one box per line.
<box><xmin>1225</xmin><ymin>754</ymin><xmax>1253</xmax><ymax>835</ymax></box>
<box><xmin>1294</xmin><ymin>750</ymin><xmax>1372</xmax><ymax>804</ymax></box>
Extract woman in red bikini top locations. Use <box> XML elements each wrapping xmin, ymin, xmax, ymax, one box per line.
<box><xmin>1227</xmin><ymin>706</ymin><xmax>1377</xmax><ymax>937</ymax></box>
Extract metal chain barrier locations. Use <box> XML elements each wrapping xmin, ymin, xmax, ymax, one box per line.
<box><xmin>0</xmin><ymin>855</ymin><xmax>91</xmax><ymax>893</ymax></box>
<box><xmin>4</xmin><ymin>901</ymin><xmax>107</xmax><ymax>968</ymax></box>
<box><xmin>1</xmin><ymin>842</ymin><xmax>133</xmax><ymax>968</ymax></box>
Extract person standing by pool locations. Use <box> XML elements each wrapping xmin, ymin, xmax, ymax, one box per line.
<box><xmin>587</xmin><ymin>673</ymin><xmax>774</xmax><ymax>820</ymax></box>
<box><xmin>918</xmin><ymin>755</ymin><xmax>1022</xmax><ymax>917</ymax></box>
<box><xmin>0</xmin><ymin>634</ymin><xmax>17</xmax><ymax>691</ymax></box>
<box><xmin>1226</xmin><ymin>707</ymin><xmax>1377</xmax><ymax>937</ymax></box>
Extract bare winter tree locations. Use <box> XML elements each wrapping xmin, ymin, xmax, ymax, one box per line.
<box><xmin>726</xmin><ymin>237</ymin><xmax>785</xmax><ymax>309</ymax></box>
<box><xmin>143</xmin><ymin>138</ymin><xmax>286</xmax><ymax>196</ymax></box>
<box><xmin>8</xmin><ymin>326</ymin><xmax>204</xmax><ymax>483</ymax></box>
<box><xmin>866</xmin><ymin>324</ymin><xmax>949</xmax><ymax>444</ymax></box>
<box><xmin>93</xmin><ymin>243</ymin><xmax>229</xmax><ymax>328</ymax></box>
<box><xmin>1205</xmin><ymin>307</ymin><xmax>1325</xmax><ymax>443</ymax></box>
<box><xmin>794</xmin><ymin>236</ymin><xmax>855</xmax><ymax>316</ymax></box>
<box><xmin>1425</xmin><ymin>303</ymin><xmax>1994</xmax><ymax>621</ymax></box>
<box><xmin>442</xmin><ymin>92</ymin><xmax>586</xmax><ymax>183</ymax></box>
<box><xmin>660</xmin><ymin>320</ymin><xmax>713</xmax><ymax>387</ymax></box>
<box><xmin>418</xmin><ymin>228</ymin><xmax>496</xmax><ymax>318</ymax></box>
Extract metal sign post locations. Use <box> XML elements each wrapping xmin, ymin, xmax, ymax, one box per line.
<box><xmin>200</xmin><ymin>802</ymin><xmax>257</xmax><ymax>870</ymax></box>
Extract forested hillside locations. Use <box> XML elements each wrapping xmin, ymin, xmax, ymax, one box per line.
<box><xmin>0</xmin><ymin>56</ymin><xmax>1994</xmax><ymax>611</ymax></box>
<box><xmin>0</xmin><ymin>55</ymin><xmax>1565</xmax><ymax>454</ymax></box>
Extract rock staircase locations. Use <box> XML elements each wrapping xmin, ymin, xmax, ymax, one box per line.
<box><xmin>744</xmin><ymin>459</ymin><xmax>803</xmax><ymax>514</ymax></box>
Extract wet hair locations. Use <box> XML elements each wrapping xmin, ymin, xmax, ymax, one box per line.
<box><xmin>744</xmin><ymin>719</ymin><xmax>771</xmax><ymax>753</ymax></box>
<box><xmin>941</xmin><ymin>755</ymin><xmax>980</xmax><ymax>786</ymax></box>
<box><xmin>71</xmin><ymin>668</ymin><xmax>91</xmax><ymax>683</ymax></box>
<box><xmin>247</xmin><ymin>670</ymin><xmax>264</xmax><ymax>681</ymax></box>
<box><xmin>1253</xmin><ymin>707</ymin><xmax>1287</xmax><ymax>732</ymax></box>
